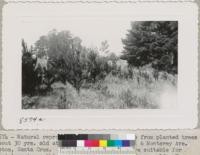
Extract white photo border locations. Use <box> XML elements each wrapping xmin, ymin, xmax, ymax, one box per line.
<box><xmin>2</xmin><ymin>2</ymin><xmax>198</xmax><ymax>129</ymax></box>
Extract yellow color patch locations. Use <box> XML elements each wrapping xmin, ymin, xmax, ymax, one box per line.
<box><xmin>99</xmin><ymin>140</ymin><xmax>107</xmax><ymax>147</ymax></box>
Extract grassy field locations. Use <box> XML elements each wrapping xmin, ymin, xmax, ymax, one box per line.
<box><xmin>22</xmin><ymin>68</ymin><xmax>177</xmax><ymax>109</ymax></box>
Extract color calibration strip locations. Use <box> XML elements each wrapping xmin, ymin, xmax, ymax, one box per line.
<box><xmin>58</xmin><ymin>134</ymin><xmax>135</xmax><ymax>148</ymax></box>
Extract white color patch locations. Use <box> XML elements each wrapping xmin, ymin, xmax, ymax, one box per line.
<box><xmin>77</xmin><ymin>140</ymin><xmax>85</xmax><ymax>147</ymax></box>
<box><xmin>126</xmin><ymin>134</ymin><xmax>136</xmax><ymax>140</ymax></box>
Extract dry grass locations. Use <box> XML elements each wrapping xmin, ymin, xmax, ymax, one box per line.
<box><xmin>22</xmin><ymin>68</ymin><xmax>177</xmax><ymax>109</ymax></box>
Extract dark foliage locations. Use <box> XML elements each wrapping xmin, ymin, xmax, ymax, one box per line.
<box><xmin>22</xmin><ymin>30</ymin><xmax>116</xmax><ymax>95</ymax></box>
<box><xmin>22</xmin><ymin>39</ymin><xmax>39</xmax><ymax>95</ymax></box>
<box><xmin>22</xmin><ymin>21</ymin><xmax>178</xmax><ymax>97</ymax></box>
<box><xmin>121</xmin><ymin>21</ymin><xmax>178</xmax><ymax>74</ymax></box>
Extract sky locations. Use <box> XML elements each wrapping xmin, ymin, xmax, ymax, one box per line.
<box><xmin>20</xmin><ymin>18</ymin><xmax>132</xmax><ymax>56</ymax></box>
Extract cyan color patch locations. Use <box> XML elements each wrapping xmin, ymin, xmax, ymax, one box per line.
<box><xmin>114</xmin><ymin>140</ymin><xmax>122</xmax><ymax>147</ymax></box>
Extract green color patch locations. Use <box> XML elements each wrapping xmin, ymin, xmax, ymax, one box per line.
<box><xmin>107</xmin><ymin>140</ymin><xmax>115</xmax><ymax>147</ymax></box>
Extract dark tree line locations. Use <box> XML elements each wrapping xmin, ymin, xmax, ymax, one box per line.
<box><xmin>22</xmin><ymin>40</ymin><xmax>38</xmax><ymax>95</ymax></box>
<box><xmin>22</xmin><ymin>21</ymin><xmax>178</xmax><ymax>96</ymax></box>
<box><xmin>121</xmin><ymin>21</ymin><xmax>178</xmax><ymax>74</ymax></box>
<box><xmin>22</xmin><ymin>30</ymin><xmax>118</xmax><ymax>96</ymax></box>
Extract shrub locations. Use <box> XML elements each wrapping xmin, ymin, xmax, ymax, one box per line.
<box><xmin>119</xmin><ymin>89</ymin><xmax>135</xmax><ymax>108</ymax></box>
<box><xmin>22</xmin><ymin>96</ymin><xmax>39</xmax><ymax>109</ymax></box>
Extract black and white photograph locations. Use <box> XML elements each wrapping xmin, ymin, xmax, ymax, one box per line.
<box><xmin>2</xmin><ymin>3</ymin><xmax>198</xmax><ymax>129</ymax></box>
<box><xmin>21</xmin><ymin>21</ymin><xmax>178</xmax><ymax>109</ymax></box>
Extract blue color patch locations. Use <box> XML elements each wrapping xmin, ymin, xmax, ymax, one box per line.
<box><xmin>114</xmin><ymin>140</ymin><xmax>122</xmax><ymax>147</ymax></box>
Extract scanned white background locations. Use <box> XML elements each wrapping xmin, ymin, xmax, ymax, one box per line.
<box><xmin>1</xmin><ymin>2</ymin><xmax>198</xmax><ymax>129</ymax></box>
<box><xmin>0</xmin><ymin>0</ymin><xmax>200</xmax><ymax>155</ymax></box>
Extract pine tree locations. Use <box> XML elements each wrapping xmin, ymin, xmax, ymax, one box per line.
<box><xmin>121</xmin><ymin>21</ymin><xmax>178</xmax><ymax>74</ymax></box>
